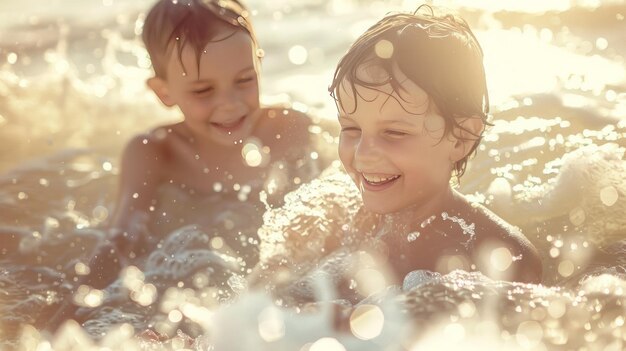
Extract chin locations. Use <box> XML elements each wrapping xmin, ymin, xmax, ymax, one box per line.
<box><xmin>362</xmin><ymin>201</ymin><xmax>397</xmax><ymax>215</ymax></box>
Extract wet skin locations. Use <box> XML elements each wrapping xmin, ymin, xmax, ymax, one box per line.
<box><xmin>333</xmin><ymin>62</ymin><xmax>541</xmax><ymax>285</ymax></box>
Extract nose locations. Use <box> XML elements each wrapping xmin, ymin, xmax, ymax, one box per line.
<box><xmin>213</xmin><ymin>90</ymin><xmax>243</xmax><ymax>113</ymax></box>
<box><xmin>353</xmin><ymin>135</ymin><xmax>380</xmax><ymax>169</ymax></box>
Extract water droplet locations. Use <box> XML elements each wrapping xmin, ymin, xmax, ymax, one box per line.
<box><xmin>558</xmin><ymin>260</ymin><xmax>575</xmax><ymax>277</ymax></box>
<box><xmin>74</xmin><ymin>262</ymin><xmax>91</xmax><ymax>275</ymax></box>
<box><xmin>213</xmin><ymin>182</ymin><xmax>223</xmax><ymax>192</ymax></box>
<box><xmin>407</xmin><ymin>231</ymin><xmax>420</xmax><ymax>242</ymax></box>
<box><xmin>7</xmin><ymin>52</ymin><xmax>18</xmax><ymax>64</ymax></box>
<box><xmin>374</xmin><ymin>39</ymin><xmax>394</xmax><ymax>59</ymax></box>
<box><xmin>168</xmin><ymin>309</ymin><xmax>183</xmax><ymax>323</ymax></box>
<box><xmin>600</xmin><ymin>186</ymin><xmax>618</xmax><ymax>206</ymax></box>
<box><xmin>550</xmin><ymin>247</ymin><xmax>560</xmax><ymax>258</ymax></box>
<box><xmin>227</xmin><ymin>274</ymin><xmax>247</xmax><ymax>294</ymax></box>
<box><xmin>569</xmin><ymin>207</ymin><xmax>585</xmax><ymax>227</ymax></box>
<box><xmin>245</xmin><ymin>149</ymin><xmax>263</xmax><ymax>167</ymax></box>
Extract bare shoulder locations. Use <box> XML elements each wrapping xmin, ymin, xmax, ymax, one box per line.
<box><xmin>257</xmin><ymin>106</ymin><xmax>338</xmax><ymax>164</ymax></box>
<box><xmin>123</xmin><ymin>123</ymin><xmax>184</xmax><ymax>158</ymax></box>
<box><xmin>452</xmin><ymin>192</ymin><xmax>543</xmax><ymax>283</ymax></box>
<box><xmin>119</xmin><ymin>123</ymin><xmax>189</xmax><ymax>180</ymax></box>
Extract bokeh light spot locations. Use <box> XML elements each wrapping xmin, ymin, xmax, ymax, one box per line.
<box><xmin>349</xmin><ymin>304</ymin><xmax>384</xmax><ymax>340</ymax></box>
<box><xmin>374</xmin><ymin>39</ymin><xmax>394</xmax><ymax>59</ymax></box>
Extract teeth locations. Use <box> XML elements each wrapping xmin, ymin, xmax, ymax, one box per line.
<box><xmin>212</xmin><ymin>116</ymin><xmax>245</xmax><ymax>128</ymax></box>
<box><xmin>362</xmin><ymin>174</ymin><xmax>400</xmax><ymax>184</ymax></box>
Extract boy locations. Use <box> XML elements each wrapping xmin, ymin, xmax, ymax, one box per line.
<box><xmin>326</xmin><ymin>7</ymin><xmax>542</xmax><ymax>285</ymax></box>
<box><xmin>79</xmin><ymin>0</ymin><xmax>335</xmax><ymax>290</ymax></box>
<box><xmin>44</xmin><ymin>0</ymin><xmax>336</xmax><ymax>331</ymax></box>
<box><xmin>109</xmin><ymin>0</ymin><xmax>332</xmax><ymax>261</ymax></box>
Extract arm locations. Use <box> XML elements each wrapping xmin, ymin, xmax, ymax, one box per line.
<box><xmin>108</xmin><ymin>134</ymin><xmax>164</xmax><ymax>256</ymax></box>
<box><xmin>505</xmin><ymin>230</ymin><xmax>543</xmax><ymax>284</ymax></box>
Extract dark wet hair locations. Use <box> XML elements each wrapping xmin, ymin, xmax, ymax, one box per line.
<box><xmin>329</xmin><ymin>5</ymin><xmax>490</xmax><ymax>178</ymax></box>
<box><xmin>142</xmin><ymin>0</ymin><xmax>261</xmax><ymax>78</ymax></box>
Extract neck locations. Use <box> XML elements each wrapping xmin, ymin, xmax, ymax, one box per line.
<box><xmin>376</xmin><ymin>185</ymin><xmax>454</xmax><ymax>233</ymax></box>
<box><xmin>180</xmin><ymin>126</ymin><xmax>244</xmax><ymax>158</ymax></box>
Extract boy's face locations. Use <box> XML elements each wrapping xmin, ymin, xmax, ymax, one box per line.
<box><xmin>337</xmin><ymin>63</ymin><xmax>457</xmax><ymax>214</ymax></box>
<box><xmin>150</xmin><ymin>30</ymin><xmax>261</xmax><ymax>146</ymax></box>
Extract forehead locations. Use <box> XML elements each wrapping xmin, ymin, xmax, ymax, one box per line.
<box><xmin>337</xmin><ymin>61</ymin><xmax>430</xmax><ymax>116</ymax></box>
<box><xmin>165</xmin><ymin>29</ymin><xmax>256</xmax><ymax>79</ymax></box>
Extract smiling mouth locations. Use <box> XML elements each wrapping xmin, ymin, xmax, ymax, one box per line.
<box><xmin>361</xmin><ymin>173</ymin><xmax>401</xmax><ymax>189</ymax></box>
<box><xmin>211</xmin><ymin>115</ymin><xmax>246</xmax><ymax>132</ymax></box>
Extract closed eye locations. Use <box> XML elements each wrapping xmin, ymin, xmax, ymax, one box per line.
<box><xmin>237</xmin><ymin>76</ymin><xmax>256</xmax><ymax>84</ymax></box>
<box><xmin>385</xmin><ymin>130</ymin><xmax>409</xmax><ymax>137</ymax></box>
<box><xmin>341</xmin><ymin>126</ymin><xmax>361</xmax><ymax>133</ymax></box>
<box><xmin>193</xmin><ymin>86</ymin><xmax>214</xmax><ymax>95</ymax></box>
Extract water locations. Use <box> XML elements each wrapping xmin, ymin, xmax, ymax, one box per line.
<box><xmin>1</xmin><ymin>0</ymin><xmax>626</xmax><ymax>350</ymax></box>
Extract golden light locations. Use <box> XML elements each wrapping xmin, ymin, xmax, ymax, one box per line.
<box><xmin>349</xmin><ymin>304</ymin><xmax>385</xmax><ymax>340</ymax></box>
<box><xmin>131</xmin><ymin>283</ymin><xmax>157</xmax><ymax>306</ymax></box>
<box><xmin>516</xmin><ymin>320</ymin><xmax>544</xmax><ymax>349</ymax></box>
<box><xmin>547</xmin><ymin>300</ymin><xmax>566</xmax><ymax>319</ymax></box>
<box><xmin>74</xmin><ymin>262</ymin><xmax>91</xmax><ymax>276</ymax></box>
<box><xmin>374</xmin><ymin>39</ymin><xmax>394</xmax><ymax>59</ymax></box>
<box><xmin>309</xmin><ymin>337</ymin><xmax>346</xmax><ymax>351</ymax></box>
<box><xmin>168</xmin><ymin>309</ymin><xmax>183</xmax><ymax>323</ymax></box>
<box><xmin>444</xmin><ymin>323</ymin><xmax>466</xmax><ymax>342</ymax></box>
<box><xmin>490</xmin><ymin>247</ymin><xmax>513</xmax><ymax>272</ymax></box>
<box><xmin>72</xmin><ymin>285</ymin><xmax>104</xmax><ymax>308</ymax></box>
<box><xmin>558</xmin><ymin>260</ymin><xmax>575</xmax><ymax>277</ymax></box>
<box><xmin>600</xmin><ymin>186</ymin><xmax>618</xmax><ymax>207</ymax></box>
<box><xmin>242</xmin><ymin>139</ymin><xmax>266</xmax><ymax>167</ymax></box>
<box><xmin>288</xmin><ymin>45</ymin><xmax>308</xmax><ymax>65</ymax></box>
<box><xmin>355</xmin><ymin>268</ymin><xmax>387</xmax><ymax>296</ymax></box>
<box><xmin>257</xmin><ymin>306</ymin><xmax>285</xmax><ymax>343</ymax></box>
<box><xmin>569</xmin><ymin>207</ymin><xmax>586</xmax><ymax>226</ymax></box>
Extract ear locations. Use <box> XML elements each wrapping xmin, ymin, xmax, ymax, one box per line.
<box><xmin>449</xmin><ymin>116</ymin><xmax>485</xmax><ymax>163</ymax></box>
<box><xmin>147</xmin><ymin>77</ymin><xmax>175</xmax><ymax>107</ymax></box>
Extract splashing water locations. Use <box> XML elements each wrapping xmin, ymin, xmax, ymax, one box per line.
<box><xmin>1</xmin><ymin>0</ymin><xmax>626</xmax><ymax>350</ymax></box>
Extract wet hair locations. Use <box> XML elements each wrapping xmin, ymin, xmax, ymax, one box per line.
<box><xmin>142</xmin><ymin>0</ymin><xmax>261</xmax><ymax>78</ymax></box>
<box><xmin>329</xmin><ymin>5</ymin><xmax>490</xmax><ymax>178</ymax></box>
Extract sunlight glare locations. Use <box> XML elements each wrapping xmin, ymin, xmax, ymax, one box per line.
<box><xmin>349</xmin><ymin>304</ymin><xmax>385</xmax><ymax>340</ymax></box>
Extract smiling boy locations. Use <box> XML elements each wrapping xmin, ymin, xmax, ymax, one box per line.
<box><xmin>330</xmin><ymin>8</ymin><xmax>542</xmax><ymax>284</ymax></box>
<box><xmin>86</xmin><ymin>0</ymin><xmax>333</xmax><ymax>288</ymax></box>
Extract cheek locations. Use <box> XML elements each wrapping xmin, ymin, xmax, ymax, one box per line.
<box><xmin>243</xmin><ymin>85</ymin><xmax>260</xmax><ymax>106</ymax></box>
<box><xmin>338</xmin><ymin>137</ymin><xmax>357</xmax><ymax>174</ymax></box>
<box><xmin>338</xmin><ymin>139</ymin><xmax>350</xmax><ymax>164</ymax></box>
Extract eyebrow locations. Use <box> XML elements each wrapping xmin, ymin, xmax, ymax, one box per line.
<box><xmin>379</xmin><ymin>119</ymin><xmax>417</xmax><ymax>128</ymax></box>
<box><xmin>188</xmin><ymin>66</ymin><xmax>256</xmax><ymax>86</ymax></box>
<box><xmin>338</xmin><ymin>115</ymin><xmax>418</xmax><ymax>128</ymax></box>
<box><xmin>237</xmin><ymin>66</ymin><xmax>257</xmax><ymax>74</ymax></box>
